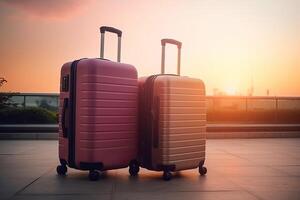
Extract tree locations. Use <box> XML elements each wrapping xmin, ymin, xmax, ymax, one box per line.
<box><xmin>0</xmin><ymin>78</ymin><xmax>17</xmax><ymax>109</ymax></box>
<box><xmin>0</xmin><ymin>77</ymin><xmax>7</xmax><ymax>87</ymax></box>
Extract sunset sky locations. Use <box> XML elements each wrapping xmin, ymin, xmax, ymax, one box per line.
<box><xmin>0</xmin><ymin>0</ymin><xmax>299</xmax><ymax>96</ymax></box>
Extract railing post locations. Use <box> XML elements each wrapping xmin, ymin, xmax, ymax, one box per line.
<box><xmin>23</xmin><ymin>95</ymin><xmax>26</xmax><ymax>108</ymax></box>
<box><xmin>275</xmin><ymin>97</ymin><xmax>278</xmax><ymax>122</ymax></box>
<box><xmin>56</xmin><ymin>96</ymin><xmax>59</xmax><ymax>112</ymax></box>
<box><xmin>245</xmin><ymin>97</ymin><xmax>248</xmax><ymax>122</ymax></box>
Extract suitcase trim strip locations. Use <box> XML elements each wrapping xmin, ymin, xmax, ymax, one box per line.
<box><xmin>68</xmin><ymin>59</ymin><xmax>80</xmax><ymax>168</ymax></box>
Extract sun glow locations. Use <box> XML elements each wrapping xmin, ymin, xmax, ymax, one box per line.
<box><xmin>224</xmin><ymin>86</ymin><xmax>237</xmax><ymax>96</ymax></box>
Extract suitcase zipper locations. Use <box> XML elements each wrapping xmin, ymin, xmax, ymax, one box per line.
<box><xmin>141</xmin><ymin>74</ymin><xmax>159</xmax><ymax>168</ymax></box>
<box><xmin>68</xmin><ymin>59</ymin><xmax>86</xmax><ymax>169</ymax></box>
<box><xmin>141</xmin><ymin>74</ymin><xmax>179</xmax><ymax>169</ymax></box>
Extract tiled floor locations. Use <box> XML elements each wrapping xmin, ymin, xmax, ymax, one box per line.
<box><xmin>0</xmin><ymin>139</ymin><xmax>299</xmax><ymax>200</ymax></box>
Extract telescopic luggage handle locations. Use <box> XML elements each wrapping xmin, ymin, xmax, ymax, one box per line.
<box><xmin>62</xmin><ymin>98</ymin><xmax>68</xmax><ymax>138</ymax></box>
<box><xmin>100</xmin><ymin>26</ymin><xmax>122</xmax><ymax>62</ymax></box>
<box><xmin>161</xmin><ymin>38</ymin><xmax>182</xmax><ymax>75</ymax></box>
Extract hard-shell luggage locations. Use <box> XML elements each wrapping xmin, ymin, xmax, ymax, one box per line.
<box><xmin>138</xmin><ymin>39</ymin><xmax>207</xmax><ymax>180</ymax></box>
<box><xmin>57</xmin><ymin>26</ymin><xmax>140</xmax><ymax>181</ymax></box>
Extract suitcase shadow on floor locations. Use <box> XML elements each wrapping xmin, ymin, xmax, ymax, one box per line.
<box><xmin>56</xmin><ymin>169</ymin><xmax>207</xmax><ymax>182</ymax></box>
<box><xmin>126</xmin><ymin>171</ymin><xmax>207</xmax><ymax>182</ymax></box>
<box><xmin>56</xmin><ymin>170</ymin><xmax>110</xmax><ymax>181</ymax></box>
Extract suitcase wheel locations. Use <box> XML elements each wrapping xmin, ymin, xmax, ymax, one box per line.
<box><xmin>162</xmin><ymin>170</ymin><xmax>172</xmax><ymax>181</ymax></box>
<box><xmin>88</xmin><ymin>170</ymin><xmax>100</xmax><ymax>181</ymax></box>
<box><xmin>129</xmin><ymin>162</ymin><xmax>140</xmax><ymax>176</ymax></box>
<box><xmin>199</xmin><ymin>166</ymin><xmax>207</xmax><ymax>176</ymax></box>
<box><xmin>56</xmin><ymin>165</ymin><xmax>67</xmax><ymax>176</ymax></box>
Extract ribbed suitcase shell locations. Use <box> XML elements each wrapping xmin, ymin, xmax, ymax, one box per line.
<box><xmin>59</xmin><ymin>58</ymin><xmax>138</xmax><ymax>170</ymax></box>
<box><xmin>139</xmin><ymin>75</ymin><xmax>206</xmax><ymax>171</ymax></box>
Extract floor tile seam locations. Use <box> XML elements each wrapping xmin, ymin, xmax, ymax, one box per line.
<box><xmin>112</xmin><ymin>189</ymin><xmax>243</xmax><ymax>194</ymax></box>
<box><xmin>110</xmin><ymin>173</ymin><xmax>117</xmax><ymax>200</ymax></box>
<box><xmin>221</xmin><ymin>149</ymin><xmax>257</xmax><ymax>162</ymax></box>
<box><xmin>226</xmin><ymin>176</ymin><xmax>300</xmax><ymax>199</ymax></box>
<box><xmin>209</xmin><ymin>174</ymin><xmax>297</xmax><ymax>177</ymax></box>
<box><xmin>223</xmin><ymin>173</ymin><xmax>268</xmax><ymax>200</ymax></box>
<box><xmin>266</xmin><ymin>164</ymin><xmax>297</xmax><ymax>177</ymax></box>
<box><xmin>8</xmin><ymin>166</ymin><xmax>55</xmax><ymax>200</ymax></box>
<box><xmin>267</xmin><ymin>164</ymin><xmax>300</xmax><ymax>167</ymax></box>
<box><xmin>13</xmin><ymin>192</ymin><xmax>112</xmax><ymax>197</ymax></box>
<box><xmin>221</xmin><ymin>150</ymin><xmax>282</xmax><ymax>168</ymax></box>
<box><xmin>234</xmin><ymin>184</ymin><xmax>265</xmax><ymax>200</ymax></box>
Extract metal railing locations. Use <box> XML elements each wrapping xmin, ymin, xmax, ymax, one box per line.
<box><xmin>207</xmin><ymin>96</ymin><xmax>300</xmax><ymax>111</ymax></box>
<box><xmin>5</xmin><ymin>93</ymin><xmax>59</xmax><ymax>112</ymax></box>
<box><xmin>2</xmin><ymin>93</ymin><xmax>300</xmax><ymax>123</ymax></box>
<box><xmin>207</xmin><ymin>96</ymin><xmax>300</xmax><ymax>123</ymax></box>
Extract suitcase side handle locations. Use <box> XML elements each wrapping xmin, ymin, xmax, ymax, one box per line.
<box><xmin>161</xmin><ymin>38</ymin><xmax>182</xmax><ymax>75</ymax></box>
<box><xmin>100</xmin><ymin>26</ymin><xmax>122</xmax><ymax>62</ymax></box>
<box><xmin>153</xmin><ymin>96</ymin><xmax>160</xmax><ymax>148</ymax></box>
<box><xmin>62</xmin><ymin>98</ymin><xmax>69</xmax><ymax>138</ymax></box>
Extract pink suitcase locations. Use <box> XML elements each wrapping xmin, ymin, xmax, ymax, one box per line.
<box><xmin>138</xmin><ymin>39</ymin><xmax>207</xmax><ymax>180</ymax></box>
<box><xmin>57</xmin><ymin>26</ymin><xmax>139</xmax><ymax>181</ymax></box>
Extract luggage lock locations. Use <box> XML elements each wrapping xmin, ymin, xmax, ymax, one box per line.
<box><xmin>62</xmin><ymin>75</ymin><xmax>69</xmax><ymax>92</ymax></box>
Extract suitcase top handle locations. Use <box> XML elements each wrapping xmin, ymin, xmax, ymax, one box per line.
<box><xmin>161</xmin><ymin>38</ymin><xmax>182</xmax><ymax>75</ymax></box>
<box><xmin>100</xmin><ymin>26</ymin><xmax>122</xmax><ymax>62</ymax></box>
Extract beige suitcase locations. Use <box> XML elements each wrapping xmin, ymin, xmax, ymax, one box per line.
<box><xmin>138</xmin><ymin>39</ymin><xmax>207</xmax><ymax>180</ymax></box>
